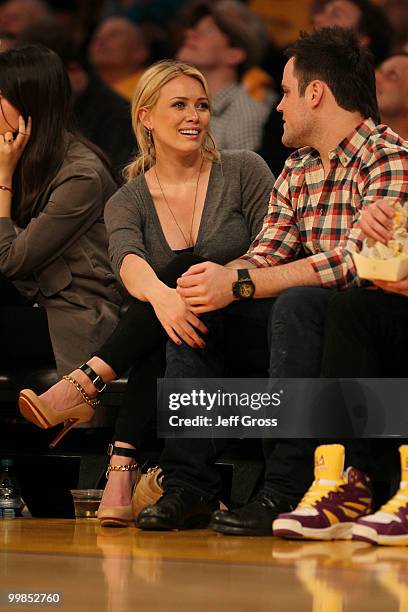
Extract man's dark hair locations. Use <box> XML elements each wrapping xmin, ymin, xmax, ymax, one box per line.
<box><xmin>286</xmin><ymin>27</ymin><xmax>380</xmax><ymax>124</ymax></box>
<box><xmin>352</xmin><ymin>0</ymin><xmax>393</xmax><ymax>66</ymax></box>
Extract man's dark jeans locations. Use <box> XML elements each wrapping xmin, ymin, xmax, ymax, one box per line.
<box><xmin>160</xmin><ymin>287</ymin><xmax>335</xmax><ymax>501</ymax></box>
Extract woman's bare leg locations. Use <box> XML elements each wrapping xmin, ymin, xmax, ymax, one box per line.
<box><xmin>101</xmin><ymin>441</ymin><xmax>139</xmax><ymax>507</ymax></box>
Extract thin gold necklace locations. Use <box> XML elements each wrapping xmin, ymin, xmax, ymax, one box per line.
<box><xmin>154</xmin><ymin>157</ymin><xmax>205</xmax><ymax>248</ymax></box>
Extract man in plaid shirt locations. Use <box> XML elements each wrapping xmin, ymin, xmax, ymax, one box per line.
<box><xmin>136</xmin><ymin>28</ymin><xmax>408</xmax><ymax>534</ymax></box>
<box><xmin>177</xmin><ymin>52</ymin><xmax>408</xmax><ymax>305</ymax></box>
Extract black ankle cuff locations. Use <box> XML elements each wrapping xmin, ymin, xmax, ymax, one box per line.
<box><xmin>107</xmin><ymin>443</ymin><xmax>138</xmax><ymax>460</ymax></box>
<box><xmin>79</xmin><ymin>363</ymin><xmax>106</xmax><ymax>393</ymax></box>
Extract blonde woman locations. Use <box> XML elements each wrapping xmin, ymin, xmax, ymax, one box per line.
<box><xmin>19</xmin><ymin>60</ymin><xmax>274</xmax><ymax>526</ymax></box>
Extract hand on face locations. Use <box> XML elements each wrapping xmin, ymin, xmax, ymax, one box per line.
<box><xmin>0</xmin><ymin>115</ymin><xmax>31</xmax><ymax>180</ymax></box>
<box><xmin>176</xmin><ymin>261</ymin><xmax>236</xmax><ymax>313</ymax></box>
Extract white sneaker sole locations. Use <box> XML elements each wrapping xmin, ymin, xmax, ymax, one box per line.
<box><xmin>352</xmin><ymin>523</ymin><xmax>408</xmax><ymax>546</ymax></box>
<box><xmin>273</xmin><ymin>518</ymin><xmax>355</xmax><ymax>540</ymax></box>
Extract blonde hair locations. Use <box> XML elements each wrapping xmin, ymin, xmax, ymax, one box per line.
<box><xmin>124</xmin><ymin>60</ymin><xmax>220</xmax><ymax>180</ymax></box>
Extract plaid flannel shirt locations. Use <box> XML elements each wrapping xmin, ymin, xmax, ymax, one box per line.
<box><xmin>241</xmin><ymin>119</ymin><xmax>408</xmax><ymax>288</ymax></box>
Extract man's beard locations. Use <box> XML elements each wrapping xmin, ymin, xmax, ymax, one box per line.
<box><xmin>282</xmin><ymin>129</ymin><xmax>302</xmax><ymax>149</ymax></box>
<box><xmin>282</xmin><ymin>121</ymin><xmax>312</xmax><ymax>149</ymax></box>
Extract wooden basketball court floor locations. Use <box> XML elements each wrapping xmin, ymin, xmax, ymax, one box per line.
<box><xmin>1</xmin><ymin>519</ymin><xmax>407</xmax><ymax>611</ymax></box>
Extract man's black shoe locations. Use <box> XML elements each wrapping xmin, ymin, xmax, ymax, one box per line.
<box><xmin>135</xmin><ymin>487</ymin><xmax>218</xmax><ymax>531</ymax></box>
<box><xmin>209</xmin><ymin>491</ymin><xmax>296</xmax><ymax>536</ymax></box>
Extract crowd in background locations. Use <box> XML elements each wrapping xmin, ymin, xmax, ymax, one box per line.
<box><xmin>2</xmin><ymin>0</ymin><xmax>408</xmax><ymax>541</ymax></box>
<box><xmin>0</xmin><ymin>0</ymin><xmax>406</xmax><ymax>179</ymax></box>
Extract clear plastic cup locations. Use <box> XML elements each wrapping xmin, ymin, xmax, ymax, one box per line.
<box><xmin>70</xmin><ymin>489</ymin><xmax>103</xmax><ymax>519</ymax></box>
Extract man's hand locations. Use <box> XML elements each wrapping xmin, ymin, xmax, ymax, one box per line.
<box><xmin>177</xmin><ymin>261</ymin><xmax>237</xmax><ymax>313</ymax></box>
<box><xmin>373</xmin><ymin>277</ymin><xmax>408</xmax><ymax>297</ymax></box>
<box><xmin>359</xmin><ymin>200</ymin><xmax>394</xmax><ymax>244</ymax></box>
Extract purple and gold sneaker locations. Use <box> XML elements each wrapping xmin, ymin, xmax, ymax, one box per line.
<box><xmin>352</xmin><ymin>445</ymin><xmax>408</xmax><ymax>546</ymax></box>
<box><xmin>273</xmin><ymin>444</ymin><xmax>372</xmax><ymax>540</ymax></box>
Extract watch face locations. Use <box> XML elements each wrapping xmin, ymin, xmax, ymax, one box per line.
<box><xmin>239</xmin><ymin>281</ymin><xmax>254</xmax><ymax>299</ymax></box>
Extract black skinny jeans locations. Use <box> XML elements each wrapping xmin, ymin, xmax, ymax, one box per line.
<box><xmin>160</xmin><ymin>287</ymin><xmax>373</xmax><ymax>501</ymax></box>
<box><xmin>161</xmin><ymin>287</ymin><xmax>336</xmax><ymax>500</ymax></box>
<box><xmin>319</xmin><ymin>287</ymin><xmax>408</xmax><ymax>491</ymax></box>
<box><xmin>95</xmin><ymin>253</ymin><xmax>205</xmax><ymax>448</ymax></box>
<box><xmin>321</xmin><ymin>287</ymin><xmax>408</xmax><ymax>377</ymax></box>
<box><xmin>0</xmin><ymin>272</ymin><xmax>55</xmax><ymax>369</ymax></box>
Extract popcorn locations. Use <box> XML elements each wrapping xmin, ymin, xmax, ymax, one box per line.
<box><xmin>360</xmin><ymin>200</ymin><xmax>408</xmax><ymax>260</ymax></box>
<box><xmin>353</xmin><ymin>199</ymin><xmax>408</xmax><ymax>281</ymax></box>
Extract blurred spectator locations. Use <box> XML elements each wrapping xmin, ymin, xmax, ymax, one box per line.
<box><xmin>378</xmin><ymin>0</ymin><xmax>408</xmax><ymax>52</ymax></box>
<box><xmin>376</xmin><ymin>53</ymin><xmax>408</xmax><ymax>138</ymax></box>
<box><xmin>0</xmin><ymin>0</ymin><xmax>51</xmax><ymax>36</ymax></box>
<box><xmin>17</xmin><ymin>23</ymin><xmax>136</xmax><ymax>179</ymax></box>
<box><xmin>100</xmin><ymin>1</ymin><xmax>189</xmax><ymax>61</ymax></box>
<box><xmin>177</xmin><ymin>0</ymin><xmax>271</xmax><ymax>151</ymax></box>
<box><xmin>102</xmin><ymin>0</ymin><xmax>187</xmax><ymax>26</ymax></box>
<box><xmin>312</xmin><ymin>0</ymin><xmax>393</xmax><ymax>64</ymax></box>
<box><xmin>249</xmin><ymin>0</ymin><xmax>314</xmax><ymax>49</ymax></box>
<box><xmin>89</xmin><ymin>16</ymin><xmax>150</xmax><ymax>101</ymax></box>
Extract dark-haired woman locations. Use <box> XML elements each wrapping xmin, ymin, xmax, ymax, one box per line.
<box><xmin>0</xmin><ymin>45</ymin><xmax>122</xmax><ymax>421</ymax></box>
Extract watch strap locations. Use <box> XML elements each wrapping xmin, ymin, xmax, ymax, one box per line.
<box><xmin>233</xmin><ymin>268</ymin><xmax>255</xmax><ymax>300</ymax></box>
<box><xmin>237</xmin><ymin>268</ymin><xmax>251</xmax><ymax>282</ymax></box>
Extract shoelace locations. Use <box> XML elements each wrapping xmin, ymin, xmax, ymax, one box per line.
<box><xmin>381</xmin><ymin>489</ymin><xmax>408</xmax><ymax>515</ymax></box>
<box><xmin>298</xmin><ymin>479</ymin><xmax>345</xmax><ymax>509</ymax></box>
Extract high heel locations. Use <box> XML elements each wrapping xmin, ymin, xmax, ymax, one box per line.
<box><xmin>19</xmin><ymin>372</ymin><xmax>100</xmax><ymax>447</ymax></box>
<box><xmin>98</xmin><ymin>444</ymin><xmax>140</xmax><ymax>528</ymax></box>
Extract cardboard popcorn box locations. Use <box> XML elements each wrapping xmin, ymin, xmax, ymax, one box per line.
<box><xmin>353</xmin><ymin>251</ymin><xmax>408</xmax><ymax>281</ymax></box>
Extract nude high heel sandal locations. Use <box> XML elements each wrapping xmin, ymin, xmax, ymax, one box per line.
<box><xmin>19</xmin><ymin>364</ymin><xmax>104</xmax><ymax>447</ymax></box>
<box><xmin>97</xmin><ymin>444</ymin><xmax>140</xmax><ymax>528</ymax></box>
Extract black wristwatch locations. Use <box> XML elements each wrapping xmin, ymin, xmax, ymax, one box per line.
<box><xmin>232</xmin><ymin>269</ymin><xmax>255</xmax><ymax>300</ymax></box>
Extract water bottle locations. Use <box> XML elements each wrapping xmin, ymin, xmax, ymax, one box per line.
<box><xmin>0</xmin><ymin>459</ymin><xmax>23</xmax><ymax>518</ymax></box>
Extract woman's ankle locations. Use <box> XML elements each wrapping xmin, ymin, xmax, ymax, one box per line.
<box><xmin>102</xmin><ymin>469</ymin><xmax>137</xmax><ymax>506</ymax></box>
<box><xmin>68</xmin><ymin>359</ymin><xmax>116</xmax><ymax>399</ymax></box>
<box><xmin>108</xmin><ymin>442</ymin><xmax>138</xmax><ymax>466</ymax></box>
<box><xmin>71</xmin><ymin>368</ymin><xmax>99</xmax><ymax>398</ymax></box>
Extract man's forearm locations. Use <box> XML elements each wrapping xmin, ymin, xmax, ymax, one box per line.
<box><xmin>247</xmin><ymin>258</ymin><xmax>321</xmax><ymax>298</ymax></box>
<box><xmin>226</xmin><ymin>258</ymin><xmax>257</xmax><ymax>269</ymax></box>
<box><xmin>177</xmin><ymin>256</ymin><xmax>321</xmax><ymax>314</ymax></box>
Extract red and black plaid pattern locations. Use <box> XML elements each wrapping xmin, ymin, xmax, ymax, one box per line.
<box><xmin>241</xmin><ymin>119</ymin><xmax>408</xmax><ymax>288</ymax></box>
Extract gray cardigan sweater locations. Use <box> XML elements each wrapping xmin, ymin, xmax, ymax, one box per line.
<box><xmin>105</xmin><ymin>150</ymin><xmax>275</xmax><ymax>277</ymax></box>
